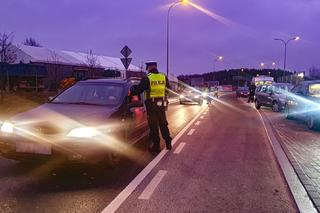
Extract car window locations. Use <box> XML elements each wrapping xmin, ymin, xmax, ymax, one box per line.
<box><xmin>260</xmin><ymin>85</ymin><xmax>268</xmax><ymax>93</ymax></box>
<box><xmin>52</xmin><ymin>83</ymin><xmax>123</xmax><ymax>106</ymax></box>
<box><xmin>291</xmin><ymin>85</ymin><xmax>301</xmax><ymax>94</ymax></box>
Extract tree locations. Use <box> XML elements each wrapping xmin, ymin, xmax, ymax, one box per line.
<box><xmin>47</xmin><ymin>50</ymin><xmax>61</xmax><ymax>91</ymax></box>
<box><xmin>0</xmin><ymin>32</ymin><xmax>18</xmax><ymax>103</ymax></box>
<box><xmin>24</xmin><ymin>37</ymin><xmax>41</xmax><ymax>47</ymax></box>
<box><xmin>86</xmin><ymin>50</ymin><xmax>100</xmax><ymax>77</ymax></box>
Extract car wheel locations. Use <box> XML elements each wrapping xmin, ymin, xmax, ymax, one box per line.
<box><xmin>272</xmin><ymin>102</ymin><xmax>280</xmax><ymax>112</ymax></box>
<box><xmin>307</xmin><ymin>116</ymin><xmax>318</xmax><ymax>130</ymax></box>
<box><xmin>285</xmin><ymin>105</ymin><xmax>294</xmax><ymax>120</ymax></box>
<box><xmin>255</xmin><ymin>100</ymin><xmax>261</xmax><ymax>109</ymax></box>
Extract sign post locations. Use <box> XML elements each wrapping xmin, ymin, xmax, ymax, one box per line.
<box><xmin>120</xmin><ymin>45</ymin><xmax>132</xmax><ymax>79</ymax></box>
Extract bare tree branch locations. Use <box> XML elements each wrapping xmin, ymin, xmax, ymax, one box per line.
<box><xmin>86</xmin><ymin>50</ymin><xmax>100</xmax><ymax>77</ymax></box>
<box><xmin>0</xmin><ymin>32</ymin><xmax>18</xmax><ymax>103</ymax></box>
<box><xmin>24</xmin><ymin>37</ymin><xmax>42</xmax><ymax>47</ymax></box>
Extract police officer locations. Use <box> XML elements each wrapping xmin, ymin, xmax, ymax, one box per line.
<box><xmin>131</xmin><ymin>62</ymin><xmax>172</xmax><ymax>152</ymax></box>
<box><xmin>130</xmin><ymin>61</ymin><xmax>172</xmax><ymax>152</ymax></box>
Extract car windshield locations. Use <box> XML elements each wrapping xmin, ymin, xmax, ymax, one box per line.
<box><xmin>309</xmin><ymin>84</ymin><xmax>320</xmax><ymax>96</ymax></box>
<box><xmin>51</xmin><ymin>83</ymin><xmax>124</xmax><ymax>106</ymax></box>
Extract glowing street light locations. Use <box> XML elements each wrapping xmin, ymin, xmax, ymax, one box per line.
<box><xmin>274</xmin><ymin>36</ymin><xmax>300</xmax><ymax>71</ymax></box>
<box><xmin>260</xmin><ymin>62</ymin><xmax>265</xmax><ymax>68</ymax></box>
<box><xmin>272</xmin><ymin>62</ymin><xmax>276</xmax><ymax>66</ymax></box>
<box><xmin>166</xmin><ymin>0</ymin><xmax>190</xmax><ymax>77</ymax></box>
<box><xmin>213</xmin><ymin>56</ymin><xmax>223</xmax><ymax>72</ymax></box>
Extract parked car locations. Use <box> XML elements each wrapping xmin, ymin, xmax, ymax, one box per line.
<box><xmin>255</xmin><ymin>83</ymin><xmax>293</xmax><ymax>112</ymax></box>
<box><xmin>179</xmin><ymin>89</ymin><xmax>204</xmax><ymax>105</ymax></box>
<box><xmin>236</xmin><ymin>87</ymin><xmax>250</xmax><ymax>98</ymax></box>
<box><xmin>0</xmin><ymin>78</ymin><xmax>148</xmax><ymax>165</ymax></box>
<box><xmin>285</xmin><ymin>81</ymin><xmax>320</xmax><ymax>130</ymax></box>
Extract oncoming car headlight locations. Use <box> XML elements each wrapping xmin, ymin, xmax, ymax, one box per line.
<box><xmin>1</xmin><ymin>122</ymin><xmax>14</xmax><ymax>134</ymax></box>
<box><xmin>67</xmin><ymin>127</ymin><xmax>99</xmax><ymax>138</ymax></box>
<box><xmin>194</xmin><ymin>95</ymin><xmax>200</xmax><ymax>99</ymax></box>
<box><xmin>179</xmin><ymin>95</ymin><xmax>185</xmax><ymax>98</ymax></box>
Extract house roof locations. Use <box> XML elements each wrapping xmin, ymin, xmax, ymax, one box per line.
<box><xmin>15</xmin><ymin>45</ymin><xmax>140</xmax><ymax>71</ymax></box>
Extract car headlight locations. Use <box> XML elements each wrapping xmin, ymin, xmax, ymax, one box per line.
<box><xmin>194</xmin><ymin>95</ymin><xmax>200</xmax><ymax>99</ymax></box>
<box><xmin>67</xmin><ymin>127</ymin><xmax>99</xmax><ymax>138</ymax></box>
<box><xmin>180</xmin><ymin>95</ymin><xmax>185</xmax><ymax>98</ymax></box>
<box><xmin>1</xmin><ymin>122</ymin><xmax>14</xmax><ymax>134</ymax></box>
<box><xmin>202</xmin><ymin>92</ymin><xmax>208</xmax><ymax>97</ymax></box>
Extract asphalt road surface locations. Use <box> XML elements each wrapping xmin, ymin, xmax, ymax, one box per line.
<box><xmin>0</xmin><ymin>102</ymin><xmax>204</xmax><ymax>213</ymax></box>
<box><xmin>116</xmin><ymin>94</ymin><xmax>297</xmax><ymax>213</ymax></box>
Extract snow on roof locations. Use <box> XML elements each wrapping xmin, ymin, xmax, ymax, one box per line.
<box><xmin>15</xmin><ymin>45</ymin><xmax>140</xmax><ymax>71</ymax></box>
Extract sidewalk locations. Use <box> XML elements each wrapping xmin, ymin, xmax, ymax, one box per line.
<box><xmin>107</xmin><ymin>95</ymin><xmax>297</xmax><ymax>212</ymax></box>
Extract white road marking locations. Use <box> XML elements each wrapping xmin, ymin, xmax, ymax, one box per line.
<box><xmin>187</xmin><ymin>129</ymin><xmax>195</xmax><ymax>136</ymax></box>
<box><xmin>174</xmin><ymin>143</ymin><xmax>186</xmax><ymax>154</ymax></box>
<box><xmin>138</xmin><ymin>170</ymin><xmax>167</xmax><ymax>200</ymax></box>
<box><xmin>257</xmin><ymin>109</ymin><xmax>317</xmax><ymax>213</ymax></box>
<box><xmin>195</xmin><ymin>121</ymin><xmax>201</xmax><ymax>126</ymax></box>
<box><xmin>101</xmin><ymin>106</ymin><xmax>207</xmax><ymax>213</ymax></box>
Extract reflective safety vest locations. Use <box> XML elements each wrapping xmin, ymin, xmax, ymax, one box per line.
<box><xmin>146</xmin><ymin>73</ymin><xmax>166</xmax><ymax>99</ymax></box>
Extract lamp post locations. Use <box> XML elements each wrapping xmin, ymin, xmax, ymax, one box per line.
<box><xmin>213</xmin><ymin>56</ymin><xmax>223</xmax><ymax>72</ymax></box>
<box><xmin>274</xmin><ymin>36</ymin><xmax>300</xmax><ymax>72</ymax></box>
<box><xmin>166</xmin><ymin>0</ymin><xmax>189</xmax><ymax>77</ymax></box>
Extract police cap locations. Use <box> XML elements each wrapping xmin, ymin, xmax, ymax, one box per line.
<box><xmin>145</xmin><ymin>61</ymin><xmax>157</xmax><ymax>69</ymax></box>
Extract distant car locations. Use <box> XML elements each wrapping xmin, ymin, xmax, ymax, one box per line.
<box><xmin>0</xmin><ymin>79</ymin><xmax>148</xmax><ymax>164</ymax></box>
<box><xmin>236</xmin><ymin>87</ymin><xmax>250</xmax><ymax>98</ymax></box>
<box><xmin>179</xmin><ymin>89</ymin><xmax>204</xmax><ymax>105</ymax></box>
<box><xmin>255</xmin><ymin>83</ymin><xmax>293</xmax><ymax>112</ymax></box>
<box><xmin>285</xmin><ymin>80</ymin><xmax>320</xmax><ymax>130</ymax></box>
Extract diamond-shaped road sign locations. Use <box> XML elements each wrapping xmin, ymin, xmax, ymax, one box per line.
<box><xmin>120</xmin><ymin>46</ymin><xmax>132</xmax><ymax>58</ymax></box>
<box><xmin>121</xmin><ymin>58</ymin><xmax>132</xmax><ymax>70</ymax></box>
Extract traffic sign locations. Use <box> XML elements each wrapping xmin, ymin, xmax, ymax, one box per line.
<box><xmin>121</xmin><ymin>58</ymin><xmax>132</xmax><ymax>70</ymax></box>
<box><xmin>120</xmin><ymin>46</ymin><xmax>132</xmax><ymax>58</ymax></box>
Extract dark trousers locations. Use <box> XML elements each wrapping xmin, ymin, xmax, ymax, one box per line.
<box><xmin>145</xmin><ymin>101</ymin><xmax>172</xmax><ymax>148</ymax></box>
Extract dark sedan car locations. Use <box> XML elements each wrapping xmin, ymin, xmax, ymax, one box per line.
<box><xmin>236</xmin><ymin>87</ymin><xmax>250</xmax><ymax>98</ymax></box>
<box><xmin>285</xmin><ymin>81</ymin><xmax>320</xmax><ymax>130</ymax></box>
<box><xmin>0</xmin><ymin>79</ymin><xmax>148</xmax><ymax>164</ymax></box>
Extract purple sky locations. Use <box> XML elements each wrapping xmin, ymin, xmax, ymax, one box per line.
<box><xmin>0</xmin><ymin>0</ymin><xmax>319</xmax><ymax>75</ymax></box>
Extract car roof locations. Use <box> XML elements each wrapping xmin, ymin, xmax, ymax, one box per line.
<box><xmin>299</xmin><ymin>80</ymin><xmax>320</xmax><ymax>85</ymax></box>
<box><xmin>78</xmin><ymin>78</ymin><xmax>141</xmax><ymax>85</ymax></box>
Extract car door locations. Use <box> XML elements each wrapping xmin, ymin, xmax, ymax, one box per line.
<box><xmin>259</xmin><ymin>85</ymin><xmax>268</xmax><ymax>106</ymax></box>
<box><xmin>265</xmin><ymin>85</ymin><xmax>274</xmax><ymax>106</ymax></box>
<box><xmin>288</xmin><ymin>84</ymin><xmax>303</xmax><ymax>117</ymax></box>
<box><xmin>126</xmin><ymin>86</ymin><xmax>148</xmax><ymax>144</ymax></box>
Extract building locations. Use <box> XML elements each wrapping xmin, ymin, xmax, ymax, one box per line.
<box><xmin>7</xmin><ymin>45</ymin><xmax>141</xmax><ymax>90</ymax></box>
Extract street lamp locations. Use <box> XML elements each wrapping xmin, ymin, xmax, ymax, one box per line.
<box><xmin>166</xmin><ymin>0</ymin><xmax>189</xmax><ymax>77</ymax></box>
<box><xmin>213</xmin><ymin>56</ymin><xmax>223</xmax><ymax>72</ymax></box>
<box><xmin>260</xmin><ymin>62</ymin><xmax>265</xmax><ymax>68</ymax></box>
<box><xmin>274</xmin><ymin>36</ymin><xmax>300</xmax><ymax>71</ymax></box>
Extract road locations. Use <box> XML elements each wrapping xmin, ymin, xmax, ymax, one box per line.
<box><xmin>0</xmin><ymin>102</ymin><xmax>204</xmax><ymax>213</ymax></box>
<box><xmin>0</xmin><ymin>94</ymin><xmax>302</xmax><ymax>213</ymax></box>
<box><xmin>115</xmin><ymin>94</ymin><xmax>297</xmax><ymax>212</ymax></box>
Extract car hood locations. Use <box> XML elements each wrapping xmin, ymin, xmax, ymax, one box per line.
<box><xmin>11</xmin><ymin>103</ymin><xmax>119</xmax><ymax>127</ymax></box>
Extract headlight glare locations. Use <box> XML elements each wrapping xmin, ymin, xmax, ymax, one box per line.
<box><xmin>1</xmin><ymin>122</ymin><xmax>14</xmax><ymax>134</ymax></box>
<box><xmin>180</xmin><ymin>95</ymin><xmax>184</xmax><ymax>98</ymax></box>
<box><xmin>67</xmin><ymin>127</ymin><xmax>99</xmax><ymax>138</ymax></box>
<box><xmin>202</xmin><ymin>92</ymin><xmax>208</xmax><ymax>97</ymax></box>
